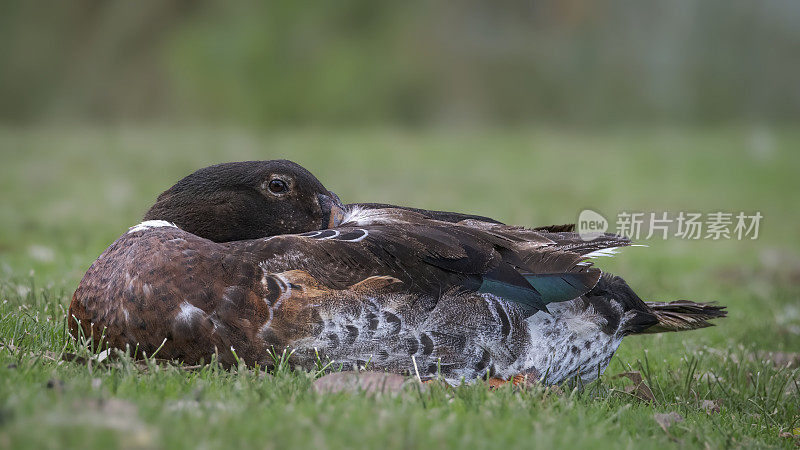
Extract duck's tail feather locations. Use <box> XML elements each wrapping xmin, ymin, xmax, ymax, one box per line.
<box><xmin>638</xmin><ymin>300</ymin><xmax>727</xmax><ymax>333</ymax></box>
<box><xmin>587</xmin><ymin>273</ymin><xmax>726</xmax><ymax>335</ymax></box>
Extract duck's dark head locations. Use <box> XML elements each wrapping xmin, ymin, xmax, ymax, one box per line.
<box><xmin>143</xmin><ymin>160</ymin><xmax>344</xmax><ymax>242</ymax></box>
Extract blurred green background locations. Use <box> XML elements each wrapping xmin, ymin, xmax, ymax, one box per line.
<box><xmin>2</xmin><ymin>0</ymin><xmax>799</xmax><ymax>126</ymax></box>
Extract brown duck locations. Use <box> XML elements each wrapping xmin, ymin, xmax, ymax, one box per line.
<box><xmin>69</xmin><ymin>160</ymin><xmax>725</xmax><ymax>385</ymax></box>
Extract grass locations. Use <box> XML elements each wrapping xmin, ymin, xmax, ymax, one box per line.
<box><xmin>0</xmin><ymin>125</ymin><xmax>799</xmax><ymax>448</ymax></box>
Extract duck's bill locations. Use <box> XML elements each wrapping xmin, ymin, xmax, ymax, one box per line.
<box><xmin>317</xmin><ymin>192</ymin><xmax>345</xmax><ymax>229</ymax></box>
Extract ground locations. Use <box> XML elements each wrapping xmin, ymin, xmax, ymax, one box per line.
<box><xmin>0</xmin><ymin>126</ymin><xmax>798</xmax><ymax>448</ymax></box>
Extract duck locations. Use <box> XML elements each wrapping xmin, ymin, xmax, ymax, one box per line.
<box><xmin>68</xmin><ymin>159</ymin><xmax>725</xmax><ymax>386</ymax></box>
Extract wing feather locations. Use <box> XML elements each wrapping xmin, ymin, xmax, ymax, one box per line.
<box><xmin>243</xmin><ymin>208</ymin><xmax>624</xmax><ymax>316</ymax></box>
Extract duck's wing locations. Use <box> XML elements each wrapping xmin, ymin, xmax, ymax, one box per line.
<box><xmin>452</xmin><ymin>219</ymin><xmax>630</xmax><ymax>257</ymax></box>
<box><xmin>348</xmin><ymin>202</ymin><xmax>504</xmax><ymax>224</ymax></box>
<box><xmin>241</xmin><ymin>207</ymin><xmax>629</xmax><ymax>316</ymax></box>
<box><xmin>350</xmin><ymin>202</ymin><xmax>575</xmax><ymax>232</ymax></box>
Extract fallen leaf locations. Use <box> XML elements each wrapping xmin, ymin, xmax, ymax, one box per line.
<box><xmin>654</xmin><ymin>412</ymin><xmax>684</xmax><ymax>433</ymax></box>
<box><xmin>314</xmin><ymin>371</ymin><xmax>409</xmax><ymax>395</ymax></box>
<box><xmin>616</xmin><ymin>371</ymin><xmax>643</xmax><ymax>384</ymax></box>
<box><xmin>615</xmin><ymin>371</ymin><xmax>656</xmax><ymax>403</ymax></box>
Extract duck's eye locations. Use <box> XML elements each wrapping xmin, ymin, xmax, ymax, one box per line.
<box><xmin>268</xmin><ymin>179</ymin><xmax>289</xmax><ymax>194</ymax></box>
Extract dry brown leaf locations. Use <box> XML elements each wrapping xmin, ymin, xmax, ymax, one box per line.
<box><xmin>616</xmin><ymin>371</ymin><xmax>644</xmax><ymax>384</ymax></box>
<box><xmin>615</xmin><ymin>371</ymin><xmax>656</xmax><ymax>403</ymax></box>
